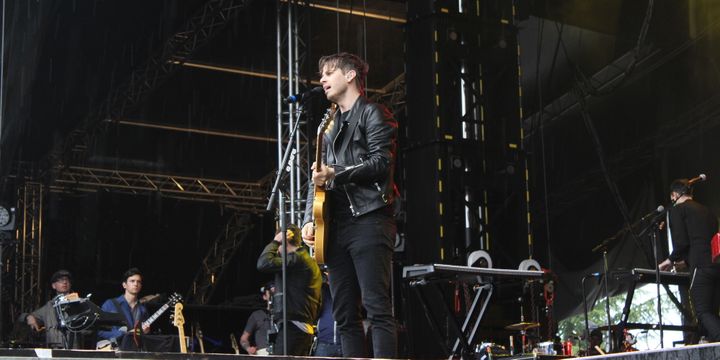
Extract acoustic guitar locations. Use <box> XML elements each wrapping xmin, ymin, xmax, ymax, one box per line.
<box><xmin>311</xmin><ymin>104</ymin><xmax>336</xmax><ymax>265</ymax></box>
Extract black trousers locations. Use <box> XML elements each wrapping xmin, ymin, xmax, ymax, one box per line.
<box><xmin>327</xmin><ymin>209</ymin><xmax>397</xmax><ymax>358</ymax></box>
<box><xmin>691</xmin><ymin>266</ymin><xmax>720</xmax><ymax>341</ymax></box>
<box><xmin>272</xmin><ymin>323</ymin><xmax>314</xmax><ymax>356</ymax></box>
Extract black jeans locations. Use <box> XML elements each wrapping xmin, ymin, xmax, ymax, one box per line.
<box><xmin>327</xmin><ymin>209</ymin><xmax>397</xmax><ymax>358</ymax></box>
<box><xmin>691</xmin><ymin>266</ymin><xmax>720</xmax><ymax>341</ymax></box>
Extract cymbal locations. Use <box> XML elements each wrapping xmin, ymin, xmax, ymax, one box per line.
<box><xmin>505</xmin><ymin>322</ymin><xmax>540</xmax><ymax>331</ymax></box>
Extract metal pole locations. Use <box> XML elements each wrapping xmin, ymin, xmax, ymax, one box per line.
<box><xmin>275</xmin><ymin>0</ymin><xmax>287</xmax><ymax>354</ymax></box>
<box><xmin>603</xmin><ymin>250</ymin><xmax>613</xmax><ymax>353</ymax></box>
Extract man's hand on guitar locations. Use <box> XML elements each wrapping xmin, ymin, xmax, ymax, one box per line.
<box><xmin>302</xmin><ymin>222</ymin><xmax>315</xmax><ymax>247</ymax></box>
<box><xmin>311</xmin><ymin>161</ymin><xmax>335</xmax><ymax>187</ymax></box>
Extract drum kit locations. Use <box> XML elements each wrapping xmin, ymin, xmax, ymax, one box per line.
<box><xmin>475</xmin><ymin>321</ymin><xmax>576</xmax><ymax>358</ymax></box>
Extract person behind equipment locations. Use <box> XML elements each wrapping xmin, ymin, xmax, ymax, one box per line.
<box><xmin>659</xmin><ymin>178</ymin><xmax>720</xmax><ymax>341</ymax></box>
<box><xmin>240</xmin><ymin>282</ymin><xmax>274</xmax><ymax>355</ymax></box>
<box><xmin>23</xmin><ymin>270</ymin><xmax>82</xmax><ymax>349</ymax></box>
<box><xmin>256</xmin><ymin>224</ymin><xmax>322</xmax><ymax>356</ymax></box>
<box><xmin>312</xmin><ymin>271</ymin><xmax>342</xmax><ymax>357</ymax></box>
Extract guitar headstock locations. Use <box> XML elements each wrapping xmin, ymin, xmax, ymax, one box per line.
<box><xmin>168</xmin><ymin>292</ymin><xmax>183</xmax><ymax>306</ymax></box>
<box><xmin>172</xmin><ymin>303</ymin><xmax>185</xmax><ymax>328</ymax></box>
<box><xmin>317</xmin><ymin>104</ymin><xmax>337</xmax><ymax>135</ymax></box>
<box><xmin>230</xmin><ymin>333</ymin><xmax>239</xmax><ymax>354</ymax></box>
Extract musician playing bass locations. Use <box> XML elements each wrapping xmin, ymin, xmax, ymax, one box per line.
<box><xmin>301</xmin><ymin>52</ymin><xmax>399</xmax><ymax>358</ymax></box>
<box><xmin>659</xmin><ymin>179</ymin><xmax>720</xmax><ymax>341</ymax></box>
<box><xmin>97</xmin><ymin>268</ymin><xmax>150</xmax><ymax>344</ymax></box>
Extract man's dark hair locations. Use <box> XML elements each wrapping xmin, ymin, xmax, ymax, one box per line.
<box><xmin>670</xmin><ymin>178</ymin><xmax>693</xmax><ymax>197</ymax></box>
<box><xmin>318</xmin><ymin>52</ymin><xmax>369</xmax><ymax>94</ymax></box>
<box><xmin>122</xmin><ymin>267</ymin><xmax>143</xmax><ymax>283</ymax></box>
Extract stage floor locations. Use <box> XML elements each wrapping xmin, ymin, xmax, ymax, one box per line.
<box><xmin>1</xmin><ymin>343</ymin><xmax>720</xmax><ymax>360</ymax></box>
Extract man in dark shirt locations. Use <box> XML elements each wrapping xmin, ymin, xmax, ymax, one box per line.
<box><xmin>659</xmin><ymin>178</ymin><xmax>720</xmax><ymax>341</ymax></box>
<box><xmin>240</xmin><ymin>283</ymin><xmax>274</xmax><ymax>355</ymax></box>
<box><xmin>257</xmin><ymin>225</ymin><xmax>321</xmax><ymax>355</ymax></box>
<box><xmin>313</xmin><ymin>273</ymin><xmax>342</xmax><ymax>357</ymax></box>
<box><xmin>98</xmin><ymin>268</ymin><xmax>150</xmax><ymax>345</ymax></box>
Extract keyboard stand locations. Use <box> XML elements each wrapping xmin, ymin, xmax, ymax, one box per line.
<box><xmin>410</xmin><ymin>278</ymin><xmax>492</xmax><ymax>359</ymax></box>
<box><xmin>615</xmin><ymin>268</ymin><xmax>696</xmax><ymax>347</ymax></box>
<box><xmin>404</xmin><ymin>264</ymin><xmax>543</xmax><ymax>359</ymax></box>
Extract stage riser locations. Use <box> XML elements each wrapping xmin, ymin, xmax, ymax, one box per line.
<box><xmin>582</xmin><ymin>343</ymin><xmax>720</xmax><ymax>360</ymax></box>
<box><xmin>0</xmin><ymin>349</ymin><xmax>319</xmax><ymax>360</ymax></box>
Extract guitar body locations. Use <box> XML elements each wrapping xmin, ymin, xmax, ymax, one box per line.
<box><xmin>312</xmin><ymin>185</ymin><xmax>329</xmax><ymax>264</ymax></box>
<box><xmin>311</xmin><ymin>105</ymin><xmax>336</xmax><ymax>265</ymax></box>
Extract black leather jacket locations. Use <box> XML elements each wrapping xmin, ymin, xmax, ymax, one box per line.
<box><xmin>303</xmin><ymin>96</ymin><xmax>397</xmax><ymax>224</ymax></box>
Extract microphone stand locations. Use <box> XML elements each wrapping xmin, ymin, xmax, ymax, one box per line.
<box><xmin>590</xmin><ymin>240</ymin><xmax>614</xmax><ymax>353</ymax></box>
<box><xmin>650</xmin><ymin>215</ymin><xmax>664</xmax><ymax>348</ymax></box>
<box><xmin>590</xmin><ymin>206</ymin><xmax>670</xmax><ymax>352</ymax></box>
<box><xmin>636</xmin><ymin>210</ymin><xmax>667</xmax><ymax>349</ymax></box>
<box><xmin>266</xmin><ymin>101</ymin><xmax>308</xmax><ymax>355</ymax></box>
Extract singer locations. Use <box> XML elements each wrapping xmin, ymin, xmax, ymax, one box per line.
<box><xmin>659</xmin><ymin>178</ymin><xmax>720</xmax><ymax>341</ymax></box>
<box><xmin>301</xmin><ymin>52</ymin><xmax>398</xmax><ymax>358</ymax></box>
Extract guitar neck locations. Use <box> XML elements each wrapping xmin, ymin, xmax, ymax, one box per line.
<box><xmin>178</xmin><ymin>325</ymin><xmax>187</xmax><ymax>353</ymax></box>
<box><xmin>315</xmin><ymin>128</ymin><xmax>324</xmax><ymax>170</ymax></box>
<box><xmin>142</xmin><ymin>303</ymin><xmax>169</xmax><ymax>328</ymax></box>
<box><xmin>315</xmin><ymin>104</ymin><xmax>336</xmax><ymax>171</ymax></box>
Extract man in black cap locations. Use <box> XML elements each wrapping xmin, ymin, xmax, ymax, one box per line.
<box><xmin>24</xmin><ymin>269</ymin><xmax>79</xmax><ymax>348</ymax></box>
<box><xmin>239</xmin><ymin>282</ymin><xmax>274</xmax><ymax>355</ymax></box>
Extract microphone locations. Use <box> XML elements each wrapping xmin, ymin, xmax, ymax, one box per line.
<box><xmin>640</xmin><ymin>205</ymin><xmax>665</xmax><ymax>222</ymax></box>
<box><xmin>283</xmin><ymin>86</ymin><xmax>324</xmax><ymax>104</ymax></box>
<box><xmin>688</xmin><ymin>173</ymin><xmax>708</xmax><ymax>185</ymax></box>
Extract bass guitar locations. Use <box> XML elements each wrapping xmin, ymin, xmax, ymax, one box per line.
<box><xmin>311</xmin><ymin>104</ymin><xmax>336</xmax><ymax>265</ymax></box>
<box><xmin>173</xmin><ymin>302</ymin><xmax>187</xmax><ymax>353</ymax></box>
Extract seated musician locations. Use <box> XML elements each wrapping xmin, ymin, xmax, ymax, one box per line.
<box><xmin>97</xmin><ymin>268</ymin><xmax>150</xmax><ymax>347</ymax></box>
<box><xmin>22</xmin><ymin>269</ymin><xmax>83</xmax><ymax>349</ymax></box>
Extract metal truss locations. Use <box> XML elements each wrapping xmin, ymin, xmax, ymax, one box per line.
<box><xmin>537</xmin><ymin>91</ymin><xmax>720</xmax><ymax>220</ymax></box>
<box><xmin>14</xmin><ymin>182</ymin><xmax>43</xmax><ymax>315</ymax></box>
<box><xmin>370</xmin><ymin>73</ymin><xmax>406</xmax><ymax>117</ymax></box>
<box><xmin>47</xmin><ymin>0</ymin><xmax>253</xmax><ymax>170</ymax></box>
<box><xmin>276</xmin><ymin>0</ymin><xmax>310</xmax><ymax>226</ymax></box>
<box><xmin>50</xmin><ymin>166</ymin><xmax>271</xmax><ymax>213</ymax></box>
<box><xmin>188</xmin><ymin>212</ymin><xmax>254</xmax><ymax>304</ymax></box>
<box><xmin>523</xmin><ymin>46</ymin><xmax>661</xmax><ymax>139</ymax></box>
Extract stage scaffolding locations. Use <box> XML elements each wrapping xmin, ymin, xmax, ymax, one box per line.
<box><xmin>275</xmin><ymin>0</ymin><xmax>310</xmax><ymax>227</ymax></box>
